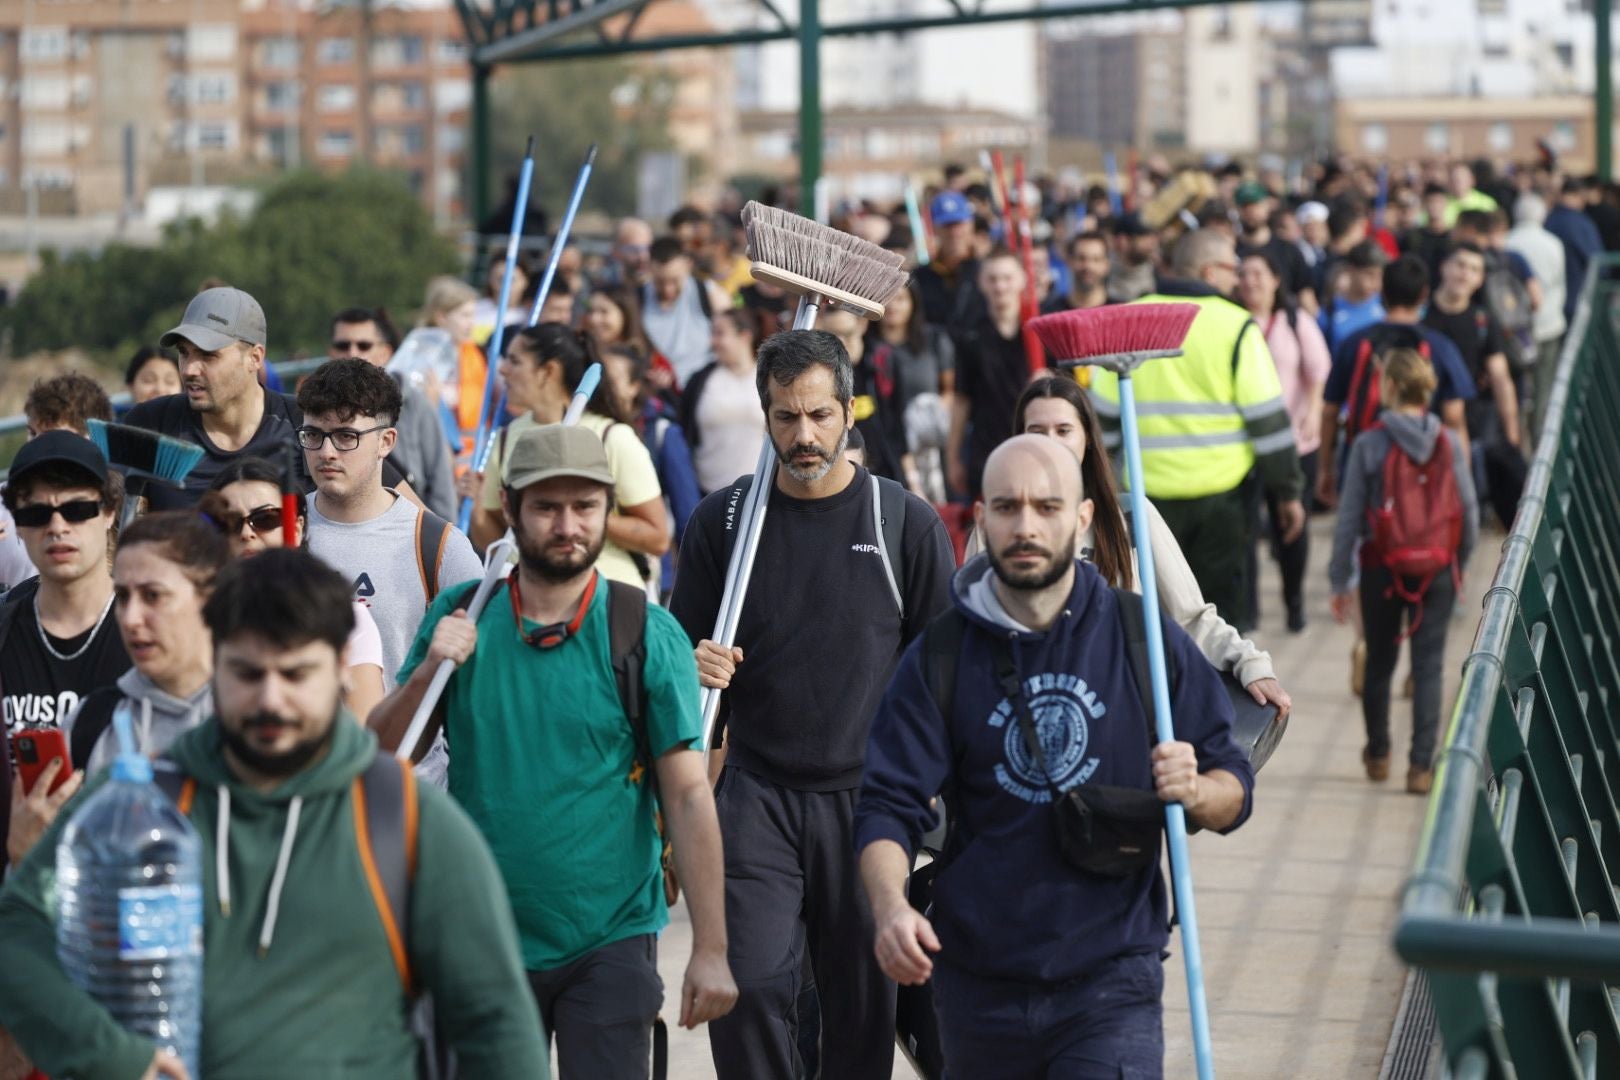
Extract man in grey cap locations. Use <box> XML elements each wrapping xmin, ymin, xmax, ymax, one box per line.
<box><xmin>125</xmin><ymin>286</ymin><xmax>308</xmax><ymax>509</ymax></box>
<box><xmin>371</xmin><ymin>423</ymin><xmax>736</xmax><ymax>1080</ymax></box>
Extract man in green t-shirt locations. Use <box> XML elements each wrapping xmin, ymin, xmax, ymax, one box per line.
<box><xmin>372</xmin><ymin>423</ymin><xmax>736</xmax><ymax>1079</ymax></box>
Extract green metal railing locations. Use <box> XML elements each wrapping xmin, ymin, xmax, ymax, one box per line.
<box><xmin>1396</xmin><ymin>255</ymin><xmax>1620</xmax><ymax>1078</ymax></box>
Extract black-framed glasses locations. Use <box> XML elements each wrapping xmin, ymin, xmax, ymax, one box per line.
<box><xmin>296</xmin><ymin>424</ymin><xmax>389</xmax><ymax>452</ymax></box>
<box><xmin>330</xmin><ymin>339</ymin><xmax>376</xmax><ymax>354</ymax></box>
<box><xmin>206</xmin><ymin>504</ymin><xmax>284</xmax><ymax>537</ymax></box>
<box><xmin>12</xmin><ymin>499</ymin><xmax>102</xmax><ymax>528</ymax></box>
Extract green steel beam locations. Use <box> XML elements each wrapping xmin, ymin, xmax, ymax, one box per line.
<box><xmin>799</xmin><ymin>0</ymin><xmax>821</xmax><ymax>215</ymax></box>
<box><xmin>472</xmin><ymin>64</ymin><xmax>493</xmax><ymax>227</ymax></box>
<box><xmin>1599</xmin><ymin>0</ymin><xmax>1613</xmax><ymax>182</ymax></box>
<box><xmin>471</xmin><ymin>0</ymin><xmax>1293</xmax><ymax>65</ymax></box>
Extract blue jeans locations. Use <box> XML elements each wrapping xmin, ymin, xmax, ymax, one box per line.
<box><xmin>932</xmin><ymin>951</ymin><xmax>1165</xmax><ymax>1080</ymax></box>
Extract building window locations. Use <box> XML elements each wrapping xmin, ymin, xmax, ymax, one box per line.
<box><xmin>434</xmin><ymin>78</ymin><xmax>471</xmax><ymax>113</ymax></box>
<box><xmin>1487</xmin><ymin>121</ymin><xmax>1514</xmax><ymax>152</ymax></box>
<box><xmin>373</xmin><ymin>35</ymin><xmax>425</xmax><ymax>67</ymax></box>
<box><xmin>193</xmin><ymin>74</ymin><xmax>236</xmax><ymax>106</ymax></box>
<box><xmin>261</xmin><ymin>37</ymin><xmax>300</xmax><ymax>69</ymax></box>
<box><xmin>22</xmin><ymin>120</ymin><xmax>70</xmax><ymax>155</ymax></box>
<box><xmin>1360</xmin><ymin>123</ymin><xmax>1389</xmax><ymax>154</ymax></box>
<box><xmin>266</xmin><ymin>128</ymin><xmax>297</xmax><ymax>166</ymax></box>
<box><xmin>438</xmin><ymin>123</ymin><xmax>464</xmax><ymax>153</ymax></box>
<box><xmin>187</xmin><ymin>25</ymin><xmax>237</xmax><ymax>62</ymax></box>
<box><xmin>195</xmin><ymin>123</ymin><xmax>234</xmax><ymax>151</ymax></box>
<box><xmin>20</xmin><ymin>27</ymin><xmax>68</xmax><ymax>63</ymax></box>
<box><xmin>402</xmin><ymin>81</ymin><xmax>426</xmax><ymax>110</ymax></box>
<box><xmin>436</xmin><ymin>39</ymin><xmax>467</xmax><ymax>64</ymax></box>
<box><xmin>379</xmin><ymin>124</ymin><xmax>426</xmax><ymax>156</ymax></box>
<box><xmin>1551</xmin><ymin>121</ymin><xmax>1577</xmax><ymax>152</ymax></box>
<box><xmin>318</xmin><ymin>84</ymin><xmax>357</xmax><ymax>112</ymax></box>
<box><xmin>318</xmin><ymin>38</ymin><xmax>354</xmax><ymax>65</ymax></box>
<box><xmin>319</xmin><ymin>130</ymin><xmax>354</xmax><ymax>157</ymax></box>
<box><xmin>265</xmin><ymin>82</ymin><xmax>299</xmax><ymax>111</ymax></box>
<box><xmin>20</xmin><ymin>75</ymin><xmax>68</xmax><ymax>109</ymax></box>
<box><xmin>1424</xmin><ymin>122</ymin><xmax>1450</xmax><ymax>153</ymax></box>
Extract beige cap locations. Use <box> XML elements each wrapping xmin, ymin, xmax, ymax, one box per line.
<box><xmin>503</xmin><ymin>423</ymin><xmax>614</xmax><ymax>491</ymax></box>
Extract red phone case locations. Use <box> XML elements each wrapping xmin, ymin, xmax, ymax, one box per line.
<box><xmin>12</xmin><ymin>729</ymin><xmax>72</xmax><ymax>796</ymax></box>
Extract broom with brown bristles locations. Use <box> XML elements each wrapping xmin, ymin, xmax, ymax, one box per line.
<box><xmin>1026</xmin><ymin>302</ymin><xmax>1217</xmax><ymax>1080</ymax></box>
<box><xmin>697</xmin><ymin>203</ymin><xmax>909</xmax><ymax>754</ymax></box>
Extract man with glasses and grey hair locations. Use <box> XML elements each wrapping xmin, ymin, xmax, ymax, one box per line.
<box><xmin>126</xmin><ymin>286</ymin><xmax>310</xmax><ymax>510</ymax></box>
<box><xmin>296</xmin><ymin>359</ymin><xmax>482</xmax><ymax>740</ymax></box>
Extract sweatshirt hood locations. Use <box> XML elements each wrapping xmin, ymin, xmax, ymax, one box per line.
<box><xmin>951</xmin><ymin>553</ymin><xmax>1102</xmax><ymax>639</ymax></box>
<box><xmin>164</xmin><ymin>709</ymin><xmax>378</xmax><ymax>956</ymax></box>
<box><xmin>83</xmin><ymin>669</ymin><xmax>213</xmax><ymax>775</ymax></box>
<box><xmin>1380</xmin><ymin>409</ymin><xmax>1442</xmax><ymax>464</ymax></box>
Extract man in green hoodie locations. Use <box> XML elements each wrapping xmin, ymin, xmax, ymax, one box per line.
<box><xmin>0</xmin><ymin>548</ymin><xmax>549</xmax><ymax>1079</ymax></box>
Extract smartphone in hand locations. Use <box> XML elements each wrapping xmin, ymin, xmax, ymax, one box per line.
<box><xmin>12</xmin><ymin>728</ymin><xmax>73</xmax><ymax>796</ymax></box>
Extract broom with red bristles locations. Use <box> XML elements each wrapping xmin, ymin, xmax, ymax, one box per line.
<box><xmin>1027</xmin><ymin>302</ymin><xmax>1217</xmax><ymax>1080</ymax></box>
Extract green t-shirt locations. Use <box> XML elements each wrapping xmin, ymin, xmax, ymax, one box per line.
<box><xmin>398</xmin><ymin>573</ymin><xmax>702</xmax><ymax>970</ymax></box>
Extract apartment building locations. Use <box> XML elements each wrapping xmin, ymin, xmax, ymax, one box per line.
<box><xmin>0</xmin><ymin>0</ymin><xmax>469</xmax><ymax>222</ymax></box>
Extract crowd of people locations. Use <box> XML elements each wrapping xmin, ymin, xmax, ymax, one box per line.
<box><xmin>0</xmin><ymin>148</ymin><xmax>1599</xmax><ymax>1079</ymax></box>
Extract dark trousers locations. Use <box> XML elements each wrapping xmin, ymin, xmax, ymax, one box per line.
<box><xmin>1266</xmin><ymin>449</ymin><xmax>1316</xmax><ymax>620</ymax></box>
<box><xmin>932</xmin><ymin>952</ymin><xmax>1165</xmax><ymax>1080</ymax></box>
<box><xmin>1154</xmin><ymin>485</ymin><xmax>1251</xmax><ymax>630</ymax></box>
<box><xmin>1360</xmin><ymin>563</ymin><xmax>1456</xmax><ymax>769</ymax></box>
<box><xmin>527</xmin><ymin>934</ymin><xmax>664</xmax><ymax>1080</ymax></box>
<box><xmin>708</xmin><ymin>766</ymin><xmax>895</xmax><ymax>1080</ymax></box>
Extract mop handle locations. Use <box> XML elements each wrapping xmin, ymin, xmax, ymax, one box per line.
<box><xmin>1117</xmin><ymin>374</ymin><xmax>1216</xmax><ymax>1080</ymax></box>
<box><xmin>396</xmin><ymin>539</ymin><xmax>515</xmax><ymax>761</ymax></box>
<box><xmin>904</xmin><ymin>184</ymin><xmax>930</xmax><ymax>267</ymax></box>
<box><xmin>525</xmin><ymin>144</ymin><xmax>598</xmax><ymax>328</ymax></box>
<box><xmin>698</xmin><ymin>296</ymin><xmax>821</xmax><ymax>754</ymax></box>
<box><xmin>462</xmin><ymin>136</ymin><xmax>537</xmax><ymax>532</ymax></box>
<box><xmin>562</xmin><ymin>364</ymin><xmax>601</xmax><ymax>427</ymax></box>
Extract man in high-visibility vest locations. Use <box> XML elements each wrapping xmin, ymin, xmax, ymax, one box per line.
<box><xmin>1089</xmin><ymin>230</ymin><xmax>1306</xmax><ymax>630</ymax></box>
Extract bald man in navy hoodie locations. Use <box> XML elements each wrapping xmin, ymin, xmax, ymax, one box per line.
<box><xmin>855</xmin><ymin>435</ymin><xmax>1254</xmax><ymax>1078</ymax></box>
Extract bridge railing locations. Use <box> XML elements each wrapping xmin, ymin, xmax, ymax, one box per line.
<box><xmin>1395</xmin><ymin>254</ymin><xmax>1620</xmax><ymax>1079</ymax></box>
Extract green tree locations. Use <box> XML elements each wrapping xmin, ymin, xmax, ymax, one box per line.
<box><xmin>487</xmin><ymin>57</ymin><xmax>679</xmax><ymax>222</ymax></box>
<box><xmin>3</xmin><ymin>169</ymin><xmax>459</xmax><ymax>360</ymax></box>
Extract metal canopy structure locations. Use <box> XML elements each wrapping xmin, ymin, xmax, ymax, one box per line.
<box><xmin>453</xmin><ymin>0</ymin><xmax>1617</xmax><ymax>225</ymax></box>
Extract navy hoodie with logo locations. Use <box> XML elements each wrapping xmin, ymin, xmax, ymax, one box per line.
<box><xmin>855</xmin><ymin>556</ymin><xmax>1256</xmax><ymax>984</ymax></box>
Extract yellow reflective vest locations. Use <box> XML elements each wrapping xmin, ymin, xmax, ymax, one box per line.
<box><xmin>1088</xmin><ymin>292</ymin><xmax>1302</xmax><ymax>502</ymax></box>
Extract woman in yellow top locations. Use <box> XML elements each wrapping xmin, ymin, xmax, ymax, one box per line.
<box><xmin>470</xmin><ymin>324</ymin><xmax>670</xmax><ymax>589</ymax></box>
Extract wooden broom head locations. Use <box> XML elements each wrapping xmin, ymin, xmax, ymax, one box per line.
<box><xmin>1027</xmin><ymin>304</ymin><xmax>1201</xmax><ymax>365</ymax></box>
<box><xmin>742</xmin><ymin>201</ymin><xmax>909</xmax><ymax>319</ymax></box>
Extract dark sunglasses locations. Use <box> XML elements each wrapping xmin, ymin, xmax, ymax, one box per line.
<box><xmin>207</xmin><ymin>505</ymin><xmax>285</xmax><ymax>536</ymax></box>
<box><xmin>331</xmin><ymin>339</ymin><xmax>376</xmax><ymax>353</ymax></box>
<box><xmin>12</xmin><ymin>499</ymin><xmax>103</xmax><ymax>528</ymax></box>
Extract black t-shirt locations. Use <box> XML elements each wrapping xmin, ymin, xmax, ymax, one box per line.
<box><xmin>125</xmin><ymin>387</ymin><xmax>310</xmax><ymax>510</ymax></box>
<box><xmin>915</xmin><ymin>258</ymin><xmax>981</xmax><ymax>330</ymax></box>
<box><xmin>669</xmin><ymin>467</ymin><xmax>954</xmax><ymax>790</ymax></box>
<box><xmin>1239</xmin><ymin>235</ymin><xmax>1312</xmax><ymax>301</ymax></box>
<box><xmin>851</xmin><ymin>349</ymin><xmax>907</xmax><ymax>482</ymax></box>
<box><xmin>954</xmin><ymin>311</ymin><xmax>1045</xmax><ymax>496</ymax></box>
<box><xmin>1</xmin><ymin>594</ymin><xmax>129</xmax><ymax>739</ymax></box>
<box><xmin>1422</xmin><ymin>303</ymin><xmax>1508</xmax><ymax>392</ymax></box>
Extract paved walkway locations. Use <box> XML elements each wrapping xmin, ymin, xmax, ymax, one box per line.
<box><xmin>641</xmin><ymin>516</ymin><xmax>1496</xmax><ymax>1079</ymax></box>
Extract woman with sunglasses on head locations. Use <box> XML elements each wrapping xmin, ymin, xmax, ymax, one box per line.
<box><xmin>199</xmin><ymin>458</ymin><xmax>386</xmax><ymax>720</ymax></box>
<box><xmin>469</xmin><ymin>325</ymin><xmax>669</xmax><ymax>592</ymax></box>
<box><xmin>969</xmin><ymin>377</ymin><xmax>1291</xmax><ymax>718</ymax></box>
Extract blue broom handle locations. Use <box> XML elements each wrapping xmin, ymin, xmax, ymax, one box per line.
<box><xmin>525</xmin><ymin>145</ymin><xmax>598</xmax><ymax>328</ymax></box>
<box><xmin>460</xmin><ymin>138</ymin><xmax>536</xmax><ymax>533</ymax></box>
<box><xmin>1117</xmin><ymin>374</ymin><xmax>1216</xmax><ymax>1080</ymax></box>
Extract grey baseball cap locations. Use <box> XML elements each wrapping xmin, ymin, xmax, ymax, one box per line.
<box><xmin>160</xmin><ymin>287</ymin><xmax>268</xmax><ymax>352</ymax></box>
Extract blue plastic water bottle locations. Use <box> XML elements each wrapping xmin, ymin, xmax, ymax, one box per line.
<box><xmin>56</xmin><ymin>705</ymin><xmax>203</xmax><ymax>1075</ymax></box>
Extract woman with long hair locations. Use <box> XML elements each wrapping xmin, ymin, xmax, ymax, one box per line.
<box><xmin>678</xmin><ymin>309</ymin><xmax>768</xmax><ymax>494</ymax></box>
<box><xmin>868</xmin><ymin>279</ymin><xmax>956</xmax><ymax>499</ymax></box>
<box><xmin>419</xmin><ymin>274</ymin><xmax>486</xmax><ymax>467</ymax></box>
<box><xmin>470</xmin><ymin>324</ymin><xmax>669</xmax><ymax>590</ymax></box>
<box><xmin>585</xmin><ymin>285</ymin><xmax>678</xmax><ymax>396</ymax></box>
<box><xmin>198</xmin><ymin>458</ymin><xmax>387</xmax><ymax>720</ymax></box>
<box><xmin>1239</xmin><ymin>250</ymin><xmax>1331</xmax><ymax>631</ymax></box>
<box><xmin>985</xmin><ymin>376</ymin><xmax>1289</xmax><ymax>713</ymax></box>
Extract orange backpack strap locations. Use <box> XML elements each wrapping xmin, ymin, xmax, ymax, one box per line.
<box><xmin>152</xmin><ymin>761</ymin><xmax>197</xmax><ymax>815</ymax></box>
<box><xmin>352</xmin><ymin>751</ymin><xmax>420</xmax><ymax>993</ymax></box>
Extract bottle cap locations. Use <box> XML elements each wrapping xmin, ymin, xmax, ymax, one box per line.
<box><xmin>110</xmin><ymin>702</ymin><xmax>154</xmax><ymax>784</ymax></box>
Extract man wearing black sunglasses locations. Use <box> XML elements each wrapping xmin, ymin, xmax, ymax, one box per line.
<box><xmin>126</xmin><ymin>286</ymin><xmax>312</xmax><ymax>510</ymax></box>
<box><xmin>0</xmin><ymin>432</ymin><xmax>131</xmax><ymax>865</ymax></box>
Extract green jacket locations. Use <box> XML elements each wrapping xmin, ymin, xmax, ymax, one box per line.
<box><xmin>0</xmin><ymin>715</ymin><xmax>549</xmax><ymax>1079</ymax></box>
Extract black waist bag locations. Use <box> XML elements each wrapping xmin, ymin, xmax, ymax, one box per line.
<box><xmin>992</xmin><ymin>638</ymin><xmax>1162</xmax><ymax>878</ymax></box>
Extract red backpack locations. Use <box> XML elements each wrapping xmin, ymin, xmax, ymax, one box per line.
<box><xmin>1345</xmin><ymin>324</ymin><xmax>1432</xmax><ymax>443</ymax></box>
<box><xmin>1362</xmin><ymin>428</ymin><xmax>1464</xmax><ymax>638</ymax></box>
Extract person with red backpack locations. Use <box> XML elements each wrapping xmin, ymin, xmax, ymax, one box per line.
<box><xmin>1328</xmin><ymin>348</ymin><xmax>1477</xmax><ymax>795</ymax></box>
